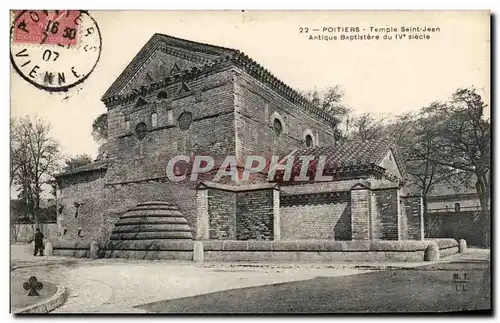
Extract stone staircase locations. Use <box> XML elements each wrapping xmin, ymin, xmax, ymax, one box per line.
<box><xmin>104</xmin><ymin>201</ymin><xmax>194</xmax><ymax>260</ymax></box>
<box><xmin>110</xmin><ymin>201</ymin><xmax>193</xmax><ymax>240</ymax></box>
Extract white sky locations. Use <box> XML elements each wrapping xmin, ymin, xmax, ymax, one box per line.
<box><xmin>10</xmin><ymin>10</ymin><xmax>490</xmax><ymax>159</ymax></box>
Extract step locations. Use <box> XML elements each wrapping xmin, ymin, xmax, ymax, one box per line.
<box><xmin>114</xmin><ymin>217</ymin><xmax>189</xmax><ymax>226</ymax></box>
<box><xmin>111</xmin><ymin>224</ymin><xmax>192</xmax><ymax>234</ymax></box>
<box><xmin>109</xmin><ymin>231</ymin><xmax>193</xmax><ymax>240</ymax></box>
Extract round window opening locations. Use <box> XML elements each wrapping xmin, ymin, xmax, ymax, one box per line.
<box><xmin>305</xmin><ymin>134</ymin><xmax>313</xmax><ymax>148</ymax></box>
<box><xmin>273</xmin><ymin>118</ymin><xmax>283</xmax><ymax>136</ymax></box>
<box><xmin>135</xmin><ymin>122</ymin><xmax>148</xmax><ymax>140</ymax></box>
<box><xmin>178</xmin><ymin>111</ymin><xmax>193</xmax><ymax>131</ymax></box>
<box><xmin>157</xmin><ymin>91</ymin><xmax>168</xmax><ymax>100</ymax></box>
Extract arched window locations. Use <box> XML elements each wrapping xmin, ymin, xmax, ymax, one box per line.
<box><xmin>454</xmin><ymin>202</ymin><xmax>461</xmax><ymax>212</ymax></box>
<box><xmin>135</xmin><ymin>122</ymin><xmax>148</xmax><ymax>140</ymax></box>
<box><xmin>178</xmin><ymin>111</ymin><xmax>193</xmax><ymax>131</ymax></box>
<box><xmin>273</xmin><ymin>118</ymin><xmax>283</xmax><ymax>136</ymax></box>
<box><xmin>124</xmin><ymin>114</ymin><xmax>131</xmax><ymax>131</ymax></box>
<box><xmin>151</xmin><ymin>112</ymin><xmax>158</xmax><ymax>128</ymax></box>
<box><xmin>305</xmin><ymin>134</ymin><xmax>313</xmax><ymax>148</ymax></box>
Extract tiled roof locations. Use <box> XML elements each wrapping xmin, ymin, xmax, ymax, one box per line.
<box><xmin>294</xmin><ymin>137</ymin><xmax>396</xmax><ymax>168</ymax></box>
<box><xmin>55</xmin><ymin>160</ymin><xmax>108</xmax><ymax>178</ymax></box>
<box><xmin>276</xmin><ymin>137</ymin><xmax>407</xmax><ymax>180</ymax></box>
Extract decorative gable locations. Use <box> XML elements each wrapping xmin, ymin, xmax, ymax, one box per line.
<box><xmin>170</xmin><ymin>62</ymin><xmax>181</xmax><ymax>74</ymax></box>
<box><xmin>119</xmin><ymin>50</ymin><xmax>199</xmax><ymax>95</ymax></box>
<box><xmin>178</xmin><ymin>81</ymin><xmax>192</xmax><ymax>95</ymax></box>
<box><xmin>102</xmin><ymin>33</ymin><xmax>236</xmax><ymax>101</ymax></box>
<box><xmin>377</xmin><ymin>149</ymin><xmax>403</xmax><ymax>180</ymax></box>
<box><xmin>134</xmin><ymin>97</ymin><xmax>148</xmax><ymax>108</ymax></box>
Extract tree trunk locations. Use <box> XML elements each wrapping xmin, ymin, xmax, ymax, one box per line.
<box><xmin>422</xmin><ymin>196</ymin><xmax>429</xmax><ymax>238</ymax></box>
<box><xmin>475</xmin><ymin>173</ymin><xmax>490</xmax><ymax>247</ymax></box>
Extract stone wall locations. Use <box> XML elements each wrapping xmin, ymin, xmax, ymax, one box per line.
<box><xmin>371</xmin><ymin>188</ymin><xmax>399</xmax><ymax>240</ymax></box>
<box><xmin>280</xmin><ymin>196</ymin><xmax>351</xmax><ymax>240</ymax></box>
<box><xmin>235</xmin><ymin>190</ymin><xmax>274</xmax><ymax>240</ymax></box>
<box><xmin>106</xmin><ymin>68</ymin><xmax>236</xmax><ymax>184</ymax></box>
<box><xmin>399</xmin><ymin>196</ymin><xmax>409</xmax><ymax>240</ymax></box>
<box><xmin>208</xmin><ymin>189</ymin><xmax>236</xmax><ymax>240</ymax></box>
<box><xmin>427</xmin><ymin>211</ymin><xmax>484</xmax><ymax>246</ymax></box>
<box><xmin>234</xmin><ymin>69</ymin><xmax>336</xmax><ymax>158</ymax></box>
<box><xmin>403</xmin><ymin>195</ymin><xmax>424</xmax><ymax>240</ymax></box>
<box><xmin>52</xmin><ymin>238</ymin><xmax>459</xmax><ymax>262</ymax></box>
<box><xmin>57</xmin><ymin>173</ymin><xmax>198</xmax><ymax>243</ymax></box>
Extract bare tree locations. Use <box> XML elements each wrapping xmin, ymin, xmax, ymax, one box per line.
<box><xmin>350</xmin><ymin>112</ymin><xmax>387</xmax><ymax>141</ymax></box>
<box><xmin>301</xmin><ymin>86</ymin><xmax>351</xmax><ymax>142</ymax></box>
<box><xmin>11</xmin><ymin>116</ymin><xmax>61</xmax><ymax>227</ymax></box>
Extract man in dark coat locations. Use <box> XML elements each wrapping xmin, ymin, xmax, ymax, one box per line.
<box><xmin>33</xmin><ymin>228</ymin><xmax>44</xmax><ymax>256</ymax></box>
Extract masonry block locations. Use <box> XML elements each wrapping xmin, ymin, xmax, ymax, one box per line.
<box><xmin>44</xmin><ymin>242</ymin><xmax>53</xmax><ymax>256</ymax></box>
<box><xmin>351</xmin><ymin>188</ymin><xmax>371</xmax><ymax>240</ymax></box>
<box><xmin>89</xmin><ymin>241</ymin><xmax>100</xmax><ymax>259</ymax></box>
<box><xmin>193</xmin><ymin>241</ymin><xmax>204</xmax><ymax>262</ymax></box>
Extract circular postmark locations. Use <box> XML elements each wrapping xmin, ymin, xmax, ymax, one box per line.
<box><xmin>10</xmin><ymin>10</ymin><xmax>102</xmax><ymax>92</ymax></box>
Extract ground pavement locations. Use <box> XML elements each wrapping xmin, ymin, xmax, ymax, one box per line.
<box><xmin>10</xmin><ymin>244</ymin><xmax>490</xmax><ymax>313</ymax></box>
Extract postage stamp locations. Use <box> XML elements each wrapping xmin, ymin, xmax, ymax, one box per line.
<box><xmin>10</xmin><ymin>10</ymin><xmax>102</xmax><ymax>92</ymax></box>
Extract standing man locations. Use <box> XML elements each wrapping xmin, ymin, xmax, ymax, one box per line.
<box><xmin>33</xmin><ymin>228</ymin><xmax>44</xmax><ymax>256</ymax></box>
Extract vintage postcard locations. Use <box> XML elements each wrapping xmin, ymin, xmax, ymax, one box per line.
<box><xmin>10</xmin><ymin>10</ymin><xmax>491</xmax><ymax>314</ymax></box>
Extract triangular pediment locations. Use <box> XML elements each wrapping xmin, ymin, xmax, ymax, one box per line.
<box><xmin>135</xmin><ymin>97</ymin><xmax>148</xmax><ymax>108</ymax></box>
<box><xmin>170</xmin><ymin>63</ymin><xmax>181</xmax><ymax>74</ymax></box>
<box><xmin>102</xmin><ymin>33</ymin><xmax>236</xmax><ymax>101</ymax></box>
<box><xmin>377</xmin><ymin>148</ymin><xmax>404</xmax><ymax>180</ymax></box>
<box><xmin>178</xmin><ymin>82</ymin><xmax>192</xmax><ymax>95</ymax></box>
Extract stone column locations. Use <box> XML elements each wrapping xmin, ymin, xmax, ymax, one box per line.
<box><xmin>273</xmin><ymin>188</ymin><xmax>281</xmax><ymax>240</ymax></box>
<box><xmin>403</xmin><ymin>195</ymin><xmax>425</xmax><ymax>240</ymax></box>
<box><xmin>44</xmin><ymin>241</ymin><xmax>53</xmax><ymax>256</ymax></box>
<box><xmin>196</xmin><ymin>187</ymin><xmax>209</xmax><ymax>240</ymax></box>
<box><xmin>350</xmin><ymin>184</ymin><xmax>371</xmax><ymax>240</ymax></box>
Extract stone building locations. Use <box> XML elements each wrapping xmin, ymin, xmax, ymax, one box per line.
<box><xmin>54</xmin><ymin>33</ymin><xmax>423</xmax><ymax>245</ymax></box>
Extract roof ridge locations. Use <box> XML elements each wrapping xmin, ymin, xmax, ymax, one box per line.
<box><xmin>101</xmin><ymin>33</ymin><xmax>337</xmax><ymax>127</ymax></box>
<box><xmin>154</xmin><ymin>33</ymin><xmax>239</xmax><ymax>55</ymax></box>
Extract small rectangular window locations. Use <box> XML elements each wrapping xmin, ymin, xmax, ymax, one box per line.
<box><xmin>167</xmin><ymin>110</ymin><xmax>173</xmax><ymax>124</ymax></box>
<box><xmin>124</xmin><ymin>114</ymin><xmax>131</xmax><ymax>131</ymax></box>
<box><xmin>151</xmin><ymin>112</ymin><xmax>158</xmax><ymax>128</ymax></box>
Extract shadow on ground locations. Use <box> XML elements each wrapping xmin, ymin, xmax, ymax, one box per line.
<box><xmin>137</xmin><ymin>260</ymin><xmax>491</xmax><ymax>314</ymax></box>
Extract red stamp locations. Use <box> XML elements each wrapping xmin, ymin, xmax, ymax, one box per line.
<box><xmin>13</xmin><ymin>10</ymin><xmax>81</xmax><ymax>46</ymax></box>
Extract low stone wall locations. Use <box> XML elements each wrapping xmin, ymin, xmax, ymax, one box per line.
<box><xmin>52</xmin><ymin>240</ymin><xmax>92</xmax><ymax>258</ymax></box>
<box><xmin>201</xmin><ymin>239</ymin><xmax>458</xmax><ymax>262</ymax></box>
<box><xmin>103</xmin><ymin>240</ymin><xmax>194</xmax><ymax>260</ymax></box>
<box><xmin>49</xmin><ymin>238</ymin><xmax>458</xmax><ymax>262</ymax></box>
<box><xmin>426</xmin><ymin>238</ymin><xmax>460</xmax><ymax>258</ymax></box>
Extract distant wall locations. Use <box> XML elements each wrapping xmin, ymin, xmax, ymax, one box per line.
<box><xmin>12</xmin><ymin>223</ymin><xmax>58</xmax><ymax>243</ymax></box>
<box><xmin>427</xmin><ymin>211</ymin><xmax>484</xmax><ymax>246</ymax></box>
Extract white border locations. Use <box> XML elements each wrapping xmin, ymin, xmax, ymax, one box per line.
<box><xmin>4</xmin><ymin>2</ymin><xmax>498</xmax><ymax>323</ymax></box>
